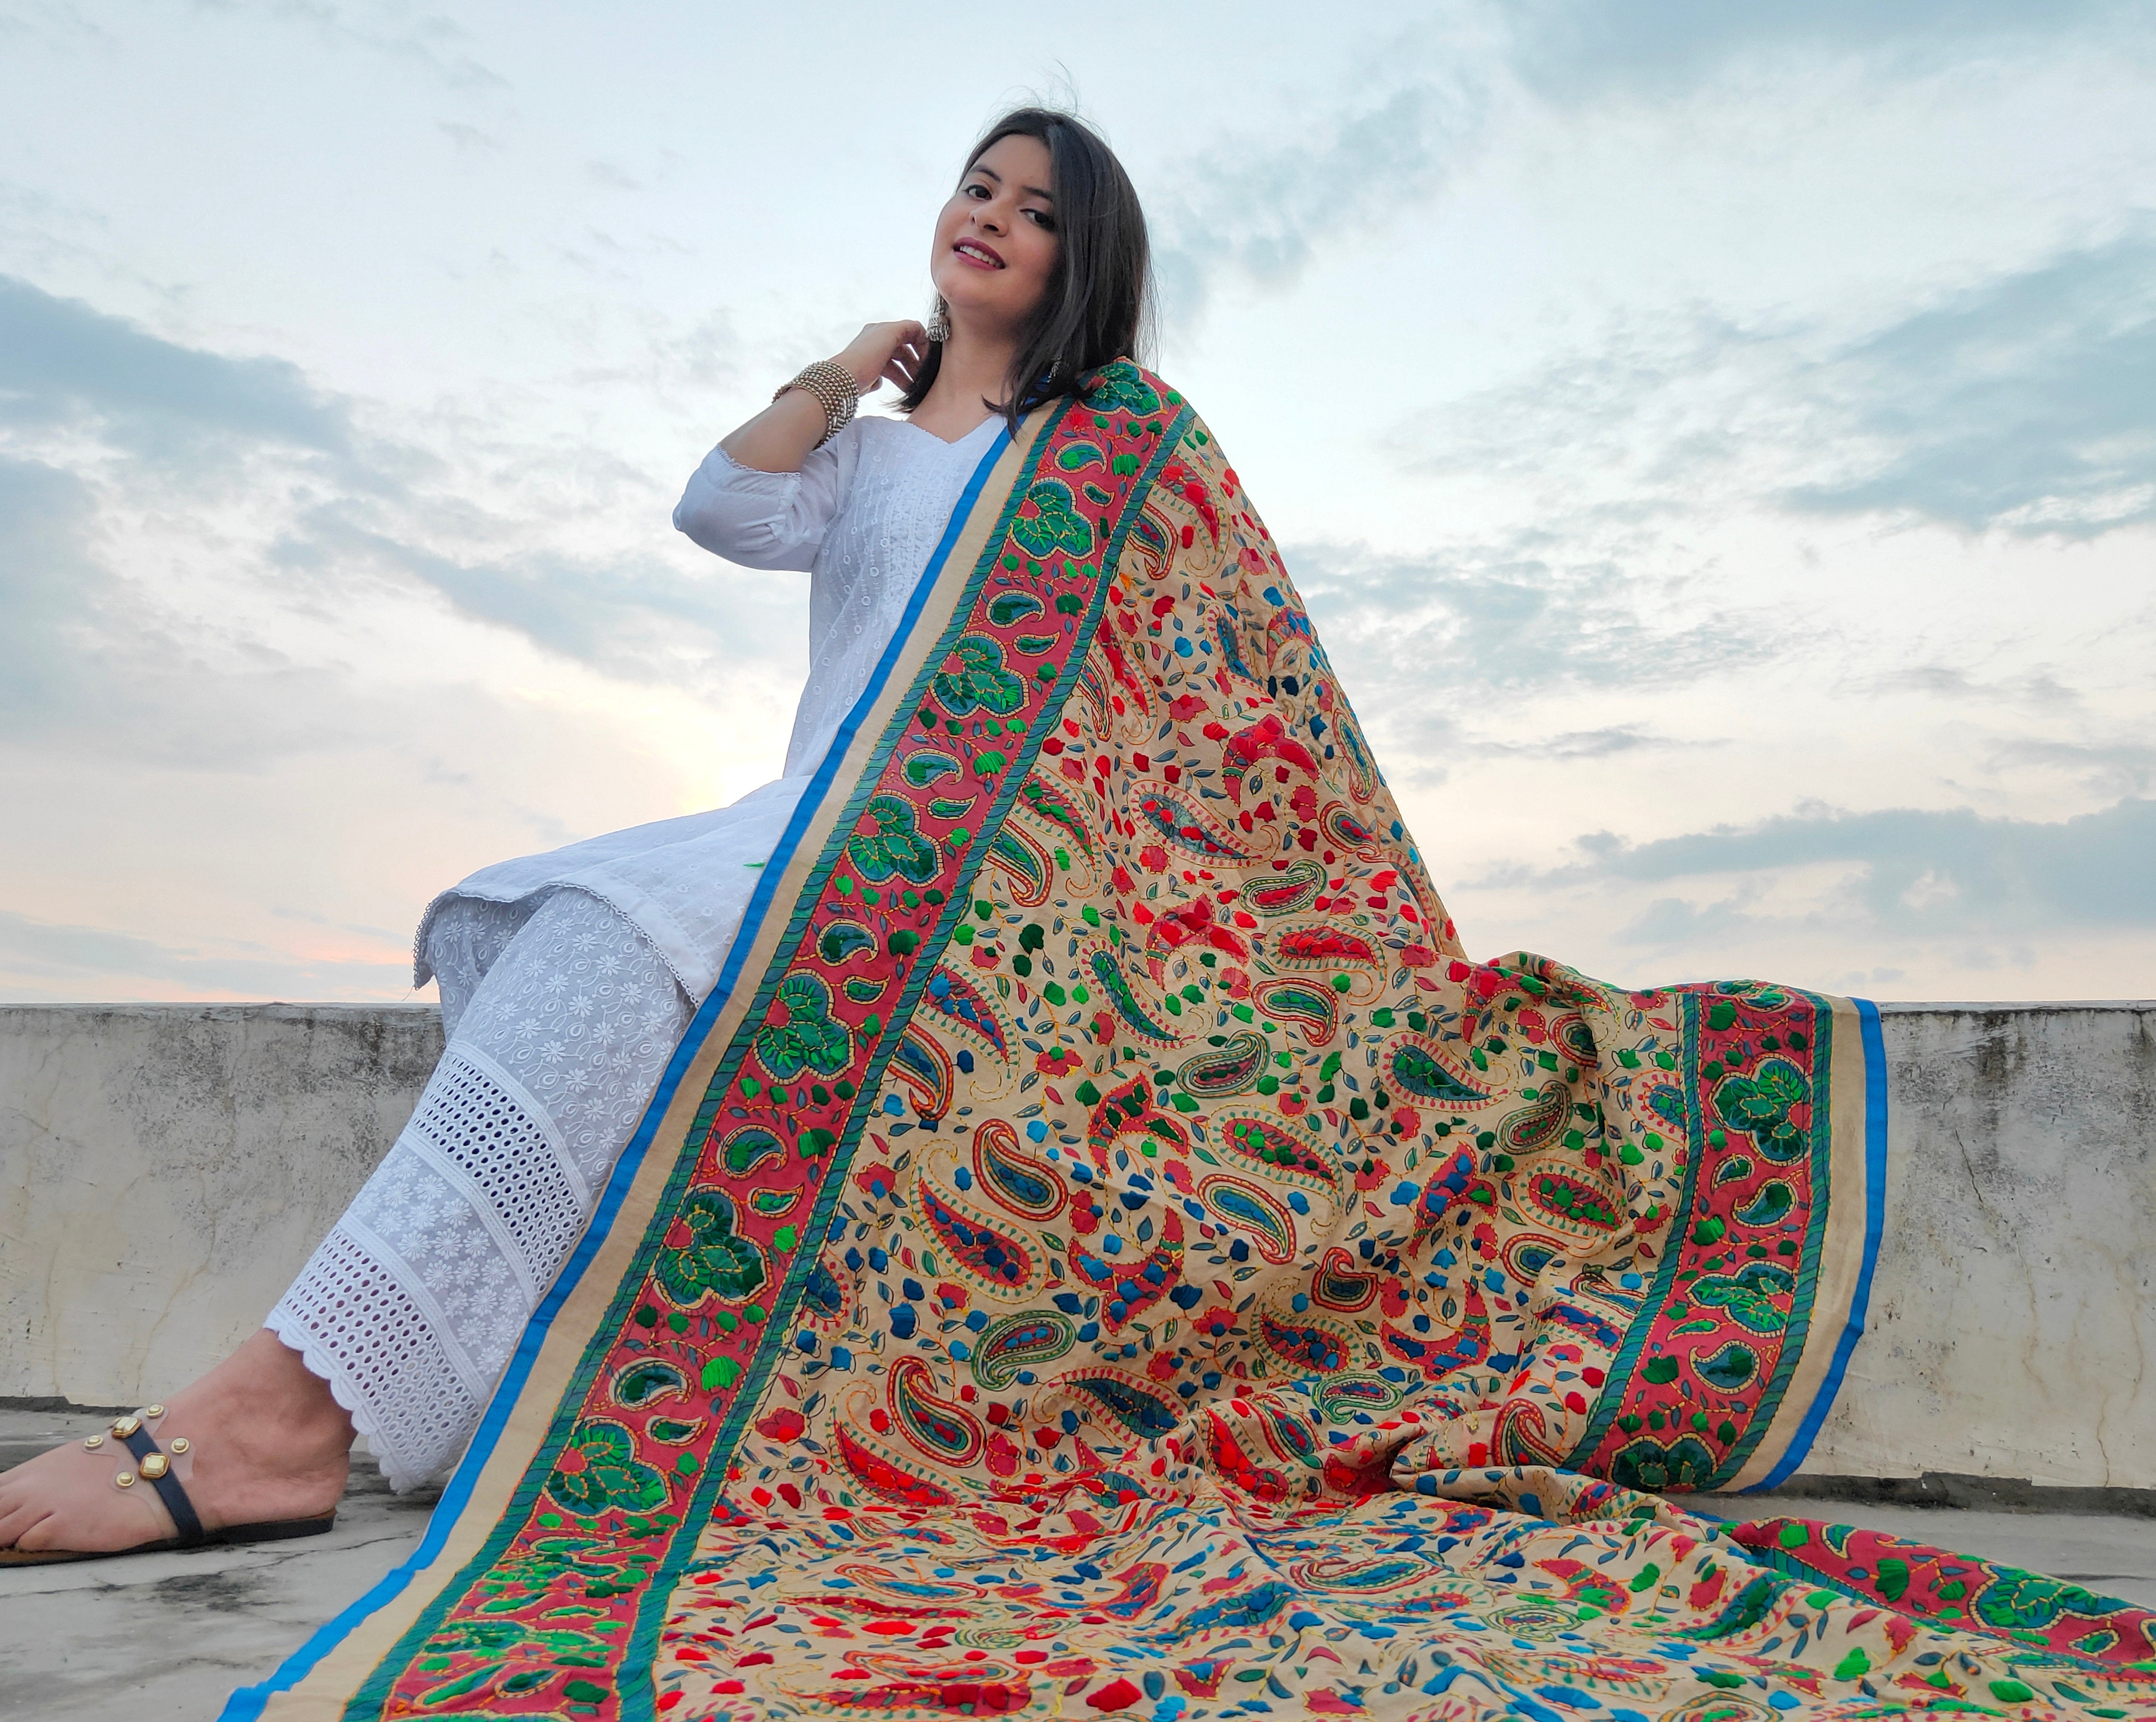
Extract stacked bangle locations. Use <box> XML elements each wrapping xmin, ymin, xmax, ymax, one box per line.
<box><xmin>774</xmin><ymin>359</ymin><xmax>860</xmax><ymax>447</ymax></box>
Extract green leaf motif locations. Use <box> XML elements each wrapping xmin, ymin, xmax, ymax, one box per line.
<box><xmin>1734</xmin><ymin>1180</ymin><xmax>1795</xmax><ymax>1228</ymax></box>
<box><xmin>1687</xmin><ymin>1261</ymin><xmax>1795</xmax><ymax>1333</ymax></box>
<box><xmin>1086</xmin><ymin>363</ymin><xmax>1162</xmax><ymax>416</ymax></box>
<box><xmin>903</xmin><ymin>750</ymin><xmax>962</xmax><ymax>787</ymax></box>
<box><xmin>1011</xmin><ymin>478</ymin><xmax>1094</xmax><ymax>559</ymax></box>
<box><xmin>1609</xmin><ymin>1433</ymin><xmax>1719</xmax><ymax>1492</ymax></box>
<box><xmin>756</xmin><ymin>969</ymin><xmax>853</xmax><ymax>1082</ymax></box>
<box><xmin>1713</xmin><ymin>1057</ymin><xmax>1811</xmax><ymax>1162</ymax></box>
<box><xmin>425</xmin><ymin>1617</ymin><xmax>609</xmax><ymax>1657</ymax></box>
<box><xmin>544</xmin><ymin>1418</ymin><xmax>669</xmax><ymax>1517</ymax></box>
<box><xmin>847</xmin><ymin>793</ymin><xmax>941</xmax><ymax>885</ymax></box>
<box><xmin>817</xmin><ymin>920</ymin><xmax>876</xmax><ymax>964</ymax></box>
<box><xmin>1973</xmin><ymin>1567</ymin><xmax>2134</xmax><ymax>1631</ymax></box>
<box><xmin>1693</xmin><ymin>1340</ymin><xmax>1758</xmax><ymax>1392</ymax></box>
<box><xmin>653</xmin><ymin>1187</ymin><xmax>768</xmax><ymax>1309</ymax></box>
<box><xmin>932</xmin><ymin>633</ymin><xmax>1028</xmax><ymax>718</ymax></box>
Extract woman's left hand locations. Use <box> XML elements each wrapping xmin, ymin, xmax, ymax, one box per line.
<box><xmin>835</xmin><ymin>319</ymin><xmax>931</xmax><ymax>397</ymax></box>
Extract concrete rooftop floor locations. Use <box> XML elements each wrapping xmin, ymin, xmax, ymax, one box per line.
<box><xmin>3</xmin><ymin>1406</ymin><xmax>2152</xmax><ymax>1722</ymax></box>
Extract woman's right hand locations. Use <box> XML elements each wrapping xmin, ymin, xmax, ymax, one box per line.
<box><xmin>835</xmin><ymin>321</ymin><xmax>930</xmax><ymax>397</ymax></box>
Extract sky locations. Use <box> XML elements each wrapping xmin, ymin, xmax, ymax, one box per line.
<box><xmin>1</xmin><ymin>0</ymin><xmax>2151</xmax><ymax>1006</ymax></box>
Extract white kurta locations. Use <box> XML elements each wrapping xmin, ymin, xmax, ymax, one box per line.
<box><xmin>413</xmin><ymin>413</ymin><xmax>1003</xmax><ymax>1004</ymax></box>
<box><xmin>272</xmin><ymin>412</ymin><xmax>1002</xmax><ymax>1488</ymax></box>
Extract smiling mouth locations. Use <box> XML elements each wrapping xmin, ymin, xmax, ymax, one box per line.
<box><xmin>953</xmin><ymin>238</ymin><xmax>1005</xmax><ymax>269</ymax></box>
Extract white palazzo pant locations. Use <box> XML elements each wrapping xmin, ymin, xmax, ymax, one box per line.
<box><xmin>268</xmin><ymin>890</ymin><xmax>693</xmax><ymax>1491</ymax></box>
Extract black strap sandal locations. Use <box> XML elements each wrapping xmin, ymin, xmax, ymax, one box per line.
<box><xmin>0</xmin><ymin>1405</ymin><xmax>338</xmax><ymax>1566</ymax></box>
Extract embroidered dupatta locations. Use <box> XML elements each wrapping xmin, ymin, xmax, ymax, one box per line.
<box><xmin>231</xmin><ymin>365</ymin><xmax>2155</xmax><ymax>1721</ymax></box>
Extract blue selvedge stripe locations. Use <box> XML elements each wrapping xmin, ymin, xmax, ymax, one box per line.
<box><xmin>1750</xmin><ymin>995</ymin><xmax>1887</xmax><ymax>1491</ymax></box>
<box><xmin>217</xmin><ymin>423</ymin><xmax>1014</xmax><ymax>1722</ymax></box>
<box><xmin>614</xmin><ymin>399</ymin><xmax>1192</xmax><ymax>1720</ymax></box>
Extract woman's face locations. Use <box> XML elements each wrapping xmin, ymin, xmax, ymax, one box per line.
<box><xmin>930</xmin><ymin>132</ymin><xmax>1060</xmax><ymax>337</ymax></box>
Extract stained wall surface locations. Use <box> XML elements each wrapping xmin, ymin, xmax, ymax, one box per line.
<box><xmin>1800</xmin><ymin>1002</ymin><xmax>2153</xmax><ymax>1489</ymax></box>
<box><xmin>1</xmin><ymin>1000</ymin><xmax>2148</xmax><ymax>1486</ymax></box>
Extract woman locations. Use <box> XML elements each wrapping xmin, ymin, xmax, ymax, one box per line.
<box><xmin>14</xmin><ymin>109</ymin><xmax>2150</xmax><ymax>1722</ymax></box>
<box><xmin>0</xmin><ymin>109</ymin><xmax>1113</xmax><ymax>1554</ymax></box>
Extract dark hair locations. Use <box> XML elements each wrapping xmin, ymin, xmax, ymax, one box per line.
<box><xmin>899</xmin><ymin>106</ymin><xmax>1154</xmax><ymax>429</ymax></box>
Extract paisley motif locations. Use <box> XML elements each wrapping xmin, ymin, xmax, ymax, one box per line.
<box><xmin>1388</xmin><ymin>1278</ymin><xmax>1491</xmax><ymax>1378</ymax></box>
<box><xmin>1270</xmin><ymin>923</ymin><xmax>1380</xmax><ymax>972</ymax></box>
<box><xmin>1018</xmin><ymin>774</ymin><xmax>1095</xmax><ymax>860</ymax></box>
<box><xmin>1386</xmin><ymin>1036</ymin><xmax>1497</xmax><ymax>1107</ymax></box>
<box><xmin>1134</xmin><ymin>786</ymin><xmax>1261</xmax><ymax>864</ymax></box>
<box><xmin>1067</xmin><ymin>1209</ymin><xmax>1185</xmax><ymax>1327</ymax></box>
<box><xmin>610</xmin><ymin>1361</ymin><xmax>687</xmax><ymax>1410</ymax></box>
<box><xmin>890</xmin><ymin>1022</ymin><xmax>953</xmax><ymax>1120</ymax></box>
<box><xmin>1240</xmin><ymin>855</ymin><xmax>1323</xmax><ymax>916</ymax></box>
<box><xmin>717</xmin><ymin>1125</ymin><xmax>785</xmax><ymax>1178</ymax></box>
<box><xmin>816</xmin><ymin>920</ymin><xmax>877</xmax><ymax>965</ymax></box>
<box><xmin>1063</xmin><ymin>1371</ymin><xmax>1181</xmax><ymax>1438</ymax></box>
<box><xmin>1320</xmin><ymin>799</ymin><xmax>1383</xmax><ymax>856</ymax></box>
<box><xmin>968</xmin><ymin>1310</ymin><xmax>1076</xmax><ymax>1390</ymax></box>
<box><xmin>920</xmin><ymin>963</ymin><xmax>1009</xmax><ymax>1059</ymax></box>
<box><xmin>969</xmin><ymin>1117</ymin><xmax>1068</xmax><ymax>1220</ymax></box>
<box><xmin>1196</xmin><ymin>1173</ymin><xmax>1297</xmax><ymax>1264</ymax></box>
<box><xmin>1259</xmin><ymin>1312</ymin><xmax>1348</xmax><ymax>1371</ymax></box>
<box><xmin>919</xmin><ymin>1181</ymin><xmax>1037</xmax><ymax>1294</ymax></box>
<box><xmin>1309</xmin><ymin>1372</ymin><xmax>1404</xmax><ymax>1421</ymax></box>
<box><xmin>1309</xmin><ymin>1245</ymin><xmax>1378</xmax><ymax>1312</ymax></box>
<box><xmin>834</xmin><ymin>1421</ymin><xmax>958</xmax><ymax>1509</ymax></box>
<box><xmin>1090</xmin><ymin>948</ymin><xmax>1181</xmax><ymax>1044</ymax></box>
<box><xmin>986</xmin><ymin>823</ymin><xmax>1053</xmax><ymax>906</ymax></box>
<box><xmin>1174</xmin><ymin>1029</ymin><xmax>1267</xmax><ymax>1099</ymax></box>
<box><xmin>887</xmin><ymin>1356</ymin><xmax>985</xmax><ymax>1467</ymax></box>
<box><xmin>1251</xmin><ymin>976</ymin><xmax>1336</xmax><ymax>1044</ymax></box>
<box><xmin>1524</xmin><ymin>1166</ymin><xmax>1623</xmax><ymax>1234</ymax></box>
<box><xmin>1499</xmin><ymin>1085</ymin><xmax>1573</xmax><ymax>1154</ymax></box>
<box><xmin>1209</xmin><ymin>1110</ymin><xmax>1338</xmax><ymax>1197</ymax></box>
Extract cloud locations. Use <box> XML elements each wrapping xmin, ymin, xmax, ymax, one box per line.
<box><xmin>0</xmin><ymin>273</ymin><xmax>352</xmax><ymax>470</ymax></box>
<box><xmin>1286</xmin><ymin>538</ymin><xmax>1777</xmax><ymax>759</ymax></box>
<box><xmin>0</xmin><ymin>905</ymin><xmax>409</xmax><ymax>999</ymax></box>
<box><xmin>1853</xmin><ymin>664</ymin><xmax>2082</xmax><ymax>708</ymax></box>
<box><xmin>1472</xmin><ymin>725</ymin><xmax>1707</xmax><ymax>761</ymax></box>
<box><xmin>0</xmin><ymin>458</ymin><xmax>106</xmax><ymax>722</ymax></box>
<box><xmin>0</xmin><ymin>273</ymin><xmax>792</xmax><ymax>729</ymax></box>
<box><xmin>1787</xmin><ymin>231</ymin><xmax>2156</xmax><ymax>535</ymax></box>
<box><xmin>437</xmin><ymin>120</ymin><xmax>500</xmax><ymax>153</ymax></box>
<box><xmin>1536</xmin><ymin>796</ymin><xmax>2156</xmax><ymax>936</ymax></box>
<box><xmin>1506</xmin><ymin>0</ymin><xmax>2147</xmax><ymax>92</ymax></box>
<box><xmin>213</xmin><ymin>0</ymin><xmax>509</xmax><ymax>93</ymax></box>
<box><xmin>1989</xmin><ymin>739</ymin><xmax>2156</xmax><ymax>799</ymax></box>
<box><xmin>1399</xmin><ymin>229</ymin><xmax>2156</xmax><ymax>541</ymax></box>
<box><xmin>1152</xmin><ymin>64</ymin><xmax>1491</xmax><ymax>325</ymax></box>
<box><xmin>269</xmin><ymin>506</ymin><xmax>796</xmax><ymax>683</ymax></box>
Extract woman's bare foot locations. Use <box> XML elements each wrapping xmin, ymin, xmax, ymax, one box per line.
<box><xmin>0</xmin><ymin>1329</ymin><xmax>355</xmax><ymax>1555</ymax></box>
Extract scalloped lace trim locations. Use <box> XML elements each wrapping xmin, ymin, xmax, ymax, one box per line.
<box><xmin>271</xmin><ymin>890</ymin><xmax>689</xmax><ymax>1491</ymax></box>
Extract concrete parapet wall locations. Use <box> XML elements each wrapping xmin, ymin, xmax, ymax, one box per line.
<box><xmin>1803</xmin><ymin>1002</ymin><xmax>2153</xmax><ymax>1490</ymax></box>
<box><xmin>1</xmin><ymin>1000</ymin><xmax>2149</xmax><ymax>1487</ymax></box>
<box><xmin>0</xmin><ymin>1004</ymin><xmax>444</xmax><ymax>1413</ymax></box>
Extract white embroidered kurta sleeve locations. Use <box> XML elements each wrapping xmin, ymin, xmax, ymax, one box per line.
<box><xmin>671</xmin><ymin>432</ymin><xmax>857</xmax><ymax>569</ymax></box>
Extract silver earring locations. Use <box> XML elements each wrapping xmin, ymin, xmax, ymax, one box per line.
<box><xmin>925</xmin><ymin>302</ymin><xmax>950</xmax><ymax>343</ymax></box>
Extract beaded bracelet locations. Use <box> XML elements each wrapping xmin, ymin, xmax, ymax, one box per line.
<box><xmin>773</xmin><ymin>358</ymin><xmax>860</xmax><ymax>447</ymax></box>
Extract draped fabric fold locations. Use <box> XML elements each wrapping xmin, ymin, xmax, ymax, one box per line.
<box><xmin>230</xmin><ymin>366</ymin><xmax>2154</xmax><ymax>1721</ymax></box>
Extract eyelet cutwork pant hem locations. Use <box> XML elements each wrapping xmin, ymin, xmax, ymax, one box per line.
<box><xmin>268</xmin><ymin>888</ymin><xmax>692</xmax><ymax>1491</ymax></box>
